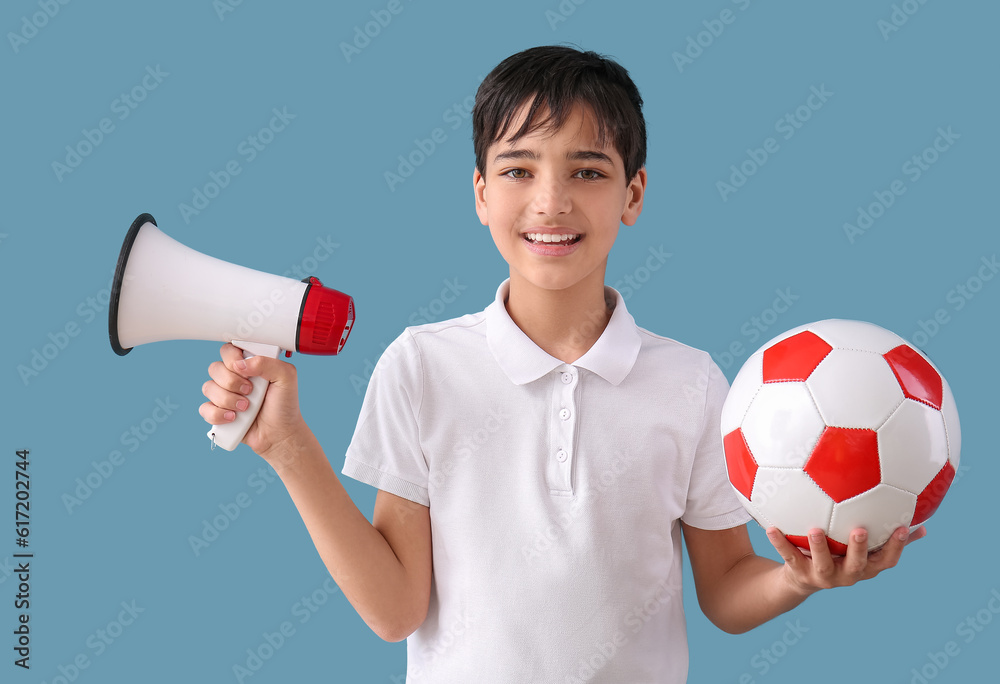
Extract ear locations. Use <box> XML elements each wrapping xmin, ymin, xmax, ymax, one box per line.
<box><xmin>473</xmin><ymin>166</ymin><xmax>489</xmax><ymax>226</ymax></box>
<box><xmin>621</xmin><ymin>166</ymin><xmax>647</xmax><ymax>227</ymax></box>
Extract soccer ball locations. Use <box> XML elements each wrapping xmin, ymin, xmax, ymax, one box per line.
<box><xmin>720</xmin><ymin>319</ymin><xmax>960</xmax><ymax>554</ymax></box>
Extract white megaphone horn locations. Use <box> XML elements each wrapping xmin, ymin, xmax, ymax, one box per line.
<box><xmin>109</xmin><ymin>213</ymin><xmax>355</xmax><ymax>451</ymax></box>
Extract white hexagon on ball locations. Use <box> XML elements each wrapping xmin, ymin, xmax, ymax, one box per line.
<box><xmin>721</xmin><ymin>351</ymin><xmax>763</xmax><ymax>436</ymax></box>
<box><xmin>807</xmin><ymin>348</ymin><xmax>904</xmax><ymax>429</ymax></box>
<box><xmin>878</xmin><ymin>399</ymin><xmax>949</xmax><ymax>494</ymax></box>
<box><xmin>807</xmin><ymin>319</ymin><xmax>905</xmax><ymax>354</ymax></box>
<box><xmin>742</xmin><ymin>382</ymin><xmax>825</xmax><ymax>468</ymax></box>
<box><xmin>732</xmin><ymin>487</ymin><xmax>768</xmax><ymax>531</ymax></box>
<box><xmin>829</xmin><ymin>484</ymin><xmax>917</xmax><ymax>551</ymax></box>
<box><xmin>751</xmin><ymin>468</ymin><xmax>833</xmax><ymax>536</ymax></box>
<box><xmin>940</xmin><ymin>378</ymin><xmax>962</xmax><ymax>468</ymax></box>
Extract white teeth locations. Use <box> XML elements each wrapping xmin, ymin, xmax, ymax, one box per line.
<box><xmin>525</xmin><ymin>232</ymin><xmax>579</xmax><ymax>243</ymax></box>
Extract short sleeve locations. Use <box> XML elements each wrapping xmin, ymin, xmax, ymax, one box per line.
<box><xmin>342</xmin><ymin>329</ymin><xmax>430</xmax><ymax>506</ymax></box>
<box><xmin>681</xmin><ymin>358</ymin><xmax>753</xmax><ymax>530</ymax></box>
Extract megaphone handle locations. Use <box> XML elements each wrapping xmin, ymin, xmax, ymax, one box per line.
<box><xmin>208</xmin><ymin>341</ymin><xmax>282</xmax><ymax>451</ymax></box>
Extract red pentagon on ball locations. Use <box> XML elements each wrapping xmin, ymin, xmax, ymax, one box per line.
<box><xmin>883</xmin><ymin>344</ymin><xmax>943</xmax><ymax>409</ymax></box>
<box><xmin>723</xmin><ymin>428</ymin><xmax>758</xmax><ymax>501</ymax></box>
<box><xmin>804</xmin><ymin>427</ymin><xmax>881</xmax><ymax>503</ymax></box>
<box><xmin>762</xmin><ymin>331</ymin><xmax>833</xmax><ymax>383</ymax></box>
<box><xmin>912</xmin><ymin>461</ymin><xmax>956</xmax><ymax>525</ymax></box>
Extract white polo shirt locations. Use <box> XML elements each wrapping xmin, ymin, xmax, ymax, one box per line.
<box><xmin>343</xmin><ymin>280</ymin><xmax>750</xmax><ymax>683</ymax></box>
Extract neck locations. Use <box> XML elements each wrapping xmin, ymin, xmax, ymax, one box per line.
<box><xmin>504</xmin><ymin>270</ymin><xmax>613</xmax><ymax>364</ymax></box>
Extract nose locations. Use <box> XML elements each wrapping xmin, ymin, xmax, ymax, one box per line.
<box><xmin>530</xmin><ymin>173</ymin><xmax>572</xmax><ymax>216</ymax></box>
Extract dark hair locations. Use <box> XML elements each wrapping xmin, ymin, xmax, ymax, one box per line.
<box><xmin>472</xmin><ymin>45</ymin><xmax>646</xmax><ymax>182</ymax></box>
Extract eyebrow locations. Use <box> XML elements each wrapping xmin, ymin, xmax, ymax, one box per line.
<box><xmin>493</xmin><ymin>148</ymin><xmax>614</xmax><ymax>165</ymax></box>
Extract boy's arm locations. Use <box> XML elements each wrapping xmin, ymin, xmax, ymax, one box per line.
<box><xmin>681</xmin><ymin>521</ymin><xmax>922</xmax><ymax>634</ymax></box>
<box><xmin>262</xmin><ymin>429</ymin><xmax>432</xmax><ymax>643</ymax></box>
<box><xmin>200</xmin><ymin>344</ymin><xmax>432</xmax><ymax>643</ymax></box>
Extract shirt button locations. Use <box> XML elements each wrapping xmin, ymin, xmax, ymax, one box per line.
<box><xmin>559</xmin><ymin>408</ymin><xmax>571</xmax><ymax>420</ymax></box>
<box><xmin>556</xmin><ymin>449</ymin><xmax>568</xmax><ymax>462</ymax></box>
<box><xmin>561</xmin><ymin>372</ymin><xmax>573</xmax><ymax>384</ymax></box>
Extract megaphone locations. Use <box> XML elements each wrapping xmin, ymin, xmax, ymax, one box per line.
<box><xmin>109</xmin><ymin>213</ymin><xmax>355</xmax><ymax>451</ymax></box>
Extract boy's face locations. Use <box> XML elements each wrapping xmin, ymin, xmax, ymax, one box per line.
<box><xmin>474</xmin><ymin>102</ymin><xmax>646</xmax><ymax>296</ymax></box>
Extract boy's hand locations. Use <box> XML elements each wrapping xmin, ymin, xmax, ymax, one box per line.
<box><xmin>198</xmin><ymin>343</ymin><xmax>306</xmax><ymax>462</ymax></box>
<box><xmin>766</xmin><ymin>525</ymin><xmax>927</xmax><ymax>597</ymax></box>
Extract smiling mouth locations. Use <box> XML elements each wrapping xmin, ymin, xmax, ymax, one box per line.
<box><xmin>523</xmin><ymin>232</ymin><xmax>582</xmax><ymax>245</ymax></box>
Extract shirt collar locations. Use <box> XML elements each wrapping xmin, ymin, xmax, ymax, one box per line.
<box><xmin>485</xmin><ymin>279</ymin><xmax>642</xmax><ymax>386</ymax></box>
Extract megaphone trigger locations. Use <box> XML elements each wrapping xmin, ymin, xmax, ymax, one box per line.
<box><xmin>208</xmin><ymin>340</ymin><xmax>282</xmax><ymax>452</ymax></box>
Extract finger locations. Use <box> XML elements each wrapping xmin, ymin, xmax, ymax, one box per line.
<box><xmin>806</xmin><ymin>529</ymin><xmax>836</xmax><ymax>582</ymax></box>
<box><xmin>198</xmin><ymin>400</ymin><xmax>237</xmax><ymax>425</ymax></box>
<box><xmin>766</xmin><ymin>528</ymin><xmax>805</xmax><ymax>565</ymax></box>
<box><xmin>218</xmin><ymin>344</ymin><xmax>297</xmax><ymax>388</ymax></box>
<box><xmin>842</xmin><ymin>528</ymin><xmax>870</xmax><ymax>580</ymax></box>
<box><xmin>207</xmin><ymin>360</ymin><xmax>254</xmax><ymax>395</ymax></box>
<box><xmin>906</xmin><ymin>525</ymin><xmax>927</xmax><ymax>546</ymax></box>
<box><xmin>866</xmin><ymin>526</ymin><xmax>908</xmax><ymax>573</ymax></box>
<box><xmin>201</xmin><ymin>378</ymin><xmax>251</xmax><ymax>413</ymax></box>
<box><xmin>220</xmin><ymin>342</ymin><xmax>250</xmax><ymax>373</ymax></box>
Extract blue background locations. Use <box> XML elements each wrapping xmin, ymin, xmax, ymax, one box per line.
<box><xmin>2</xmin><ymin>1</ymin><xmax>997</xmax><ymax>682</ymax></box>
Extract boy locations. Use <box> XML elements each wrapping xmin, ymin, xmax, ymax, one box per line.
<box><xmin>199</xmin><ymin>46</ymin><xmax>920</xmax><ymax>682</ymax></box>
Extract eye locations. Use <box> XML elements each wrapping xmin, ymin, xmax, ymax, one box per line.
<box><xmin>503</xmin><ymin>168</ymin><xmax>529</xmax><ymax>179</ymax></box>
<box><xmin>576</xmin><ymin>169</ymin><xmax>604</xmax><ymax>180</ymax></box>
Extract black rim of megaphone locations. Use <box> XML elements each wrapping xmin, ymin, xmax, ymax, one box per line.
<box><xmin>109</xmin><ymin>213</ymin><xmax>156</xmax><ymax>356</ymax></box>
